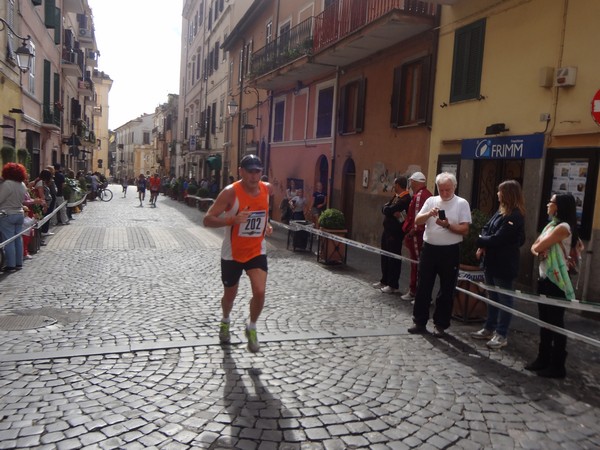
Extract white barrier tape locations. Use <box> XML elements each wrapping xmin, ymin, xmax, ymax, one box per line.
<box><xmin>456</xmin><ymin>284</ymin><xmax>600</xmax><ymax>349</ymax></box>
<box><xmin>472</xmin><ymin>281</ymin><xmax>600</xmax><ymax>312</ymax></box>
<box><xmin>273</xmin><ymin>219</ymin><xmax>600</xmax><ymax>315</ymax></box>
<box><xmin>0</xmin><ymin>224</ymin><xmax>36</xmax><ymax>249</ymax></box>
<box><xmin>67</xmin><ymin>196</ymin><xmax>87</xmax><ymax>208</ymax></box>
<box><xmin>273</xmin><ymin>220</ymin><xmax>416</xmax><ymax>264</ymax></box>
<box><xmin>35</xmin><ymin>200</ymin><xmax>67</xmax><ymax>229</ymax></box>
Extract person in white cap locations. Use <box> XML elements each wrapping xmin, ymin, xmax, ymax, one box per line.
<box><xmin>401</xmin><ymin>171</ymin><xmax>432</xmax><ymax>300</ymax></box>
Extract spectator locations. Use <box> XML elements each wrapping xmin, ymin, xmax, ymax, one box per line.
<box><xmin>0</xmin><ymin>163</ymin><xmax>28</xmax><ymax>272</ymax></box>
<box><xmin>34</xmin><ymin>169</ymin><xmax>55</xmax><ymax>237</ymax></box>
<box><xmin>526</xmin><ymin>193</ymin><xmax>577</xmax><ymax>378</ymax></box>
<box><xmin>53</xmin><ymin>163</ymin><xmax>69</xmax><ymax>225</ymax></box>
<box><xmin>471</xmin><ymin>180</ymin><xmax>526</xmax><ymax>349</ymax></box>
<box><xmin>289</xmin><ymin>188</ymin><xmax>307</xmax><ymax>221</ymax></box>
<box><xmin>311</xmin><ymin>182</ymin><xmax>327</xmax><ymax>227</ymax></box>
<box><xmin>401</xmin><ymin>172</ymin><xmax>432</xmax><ymax>301</ymax></box>
<box><xmin>408</xmin><ymin>172</ymin><xmax>471</xmax><ymax>337</ymax></box>
<box><xmin>373</xmin><ymin>176</ymin><xmax>411</xmax><ymax>294</ymax></box>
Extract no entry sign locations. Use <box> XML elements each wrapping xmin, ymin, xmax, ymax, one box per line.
<box><xmin>592</xmin><ymin>89</ymin><xmax>600</xmax><ymax>126</ymax></box>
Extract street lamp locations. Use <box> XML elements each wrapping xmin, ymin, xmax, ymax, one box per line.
<box><xmin>227</xmin><ymin>98</ymin><xmax>238</xmax><ymax>117</ymax></box>
<box><xmin>0</xmin><ymin>18</ymin><xmax>33</xmax><ymax>72</ymax></box>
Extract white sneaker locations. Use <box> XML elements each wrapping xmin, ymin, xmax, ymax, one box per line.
<box><xmin>471</xmin><ymin>328</ymin><xmax>494</xmax><ymax>340</ymax></box>
<box><xmin>42</xmin><ymin>232</ymin><xmax>55</xmax><ymax>236</ymax></box>
<box><xmin>400</xmin><ymin>291</ymin><xmax>415</xmax><ymax>301</ymax></box>
<box><xmin>24</xmin><ymin>254</ymin><xmax>33</xmax><ymax>260</ymax></box>
<box><xmin>372</xmin><ymin>282</ymin><xmax>385</xmax><ymax>289</ymax></box>
<box><xmin>380</xmin><ymin>286</ymin><xmax>397</xmax><ymax>294</ymax></box>
<box><xmin>486</xmin><ymin>334</ymin><xmax>507</xmax><ymax>349</ymax></box>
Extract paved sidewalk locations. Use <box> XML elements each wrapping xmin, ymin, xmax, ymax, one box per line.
<box><xmin>0</xmin><ymin>186</ymin><xmax>598</xmax><ymax>449</ymax></box>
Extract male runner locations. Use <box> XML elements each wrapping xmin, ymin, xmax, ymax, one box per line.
<box><xmin>203</xmin><ymin>154</ymin><xmax>273</xmax><ymax>352</ymax></box>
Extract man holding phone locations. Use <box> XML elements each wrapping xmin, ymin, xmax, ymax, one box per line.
<box><xmin>408</xmin><ymin>172</ymin><xmax>471</xmax><ymax>337</ymax></box>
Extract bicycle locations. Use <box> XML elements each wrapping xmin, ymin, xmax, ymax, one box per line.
<box><xmin>97</xmin><ymin>185</ymin><xmax>113</xmax><ymax>202</ymax></box>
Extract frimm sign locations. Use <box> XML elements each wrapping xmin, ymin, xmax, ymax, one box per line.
<box><xmin>461</xmin><ymin>134</ymin><xmax>545</xmax><ymax>160</ymax></box>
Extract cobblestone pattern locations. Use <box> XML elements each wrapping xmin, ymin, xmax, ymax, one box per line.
<box><xmin>0</xmin><ymin>191</ymin><xmax>599</xmax><ymax>449</ymax></box>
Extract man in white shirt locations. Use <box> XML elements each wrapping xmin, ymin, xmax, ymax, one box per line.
<box><xmin>408</xmin><ymin>172</ymin><xmax>471</xmax><ymax>337</ymax></box>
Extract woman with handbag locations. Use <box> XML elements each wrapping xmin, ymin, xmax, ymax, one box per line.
<box><xmin>527</xmin><ymin>193</ymin><xmax>577</xmax><ymax>378</ymax></box>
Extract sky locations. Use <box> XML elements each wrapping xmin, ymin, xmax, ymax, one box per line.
<box><xmin>88</xmin><ymin>0</ymin><xmax>183</xmax><ymax>130</ymax></box>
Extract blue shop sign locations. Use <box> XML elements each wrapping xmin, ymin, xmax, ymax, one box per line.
<box><xmin>461</xmin><ymin>134</ymin><xmax>544</xmax><ymax>160</ymax></box>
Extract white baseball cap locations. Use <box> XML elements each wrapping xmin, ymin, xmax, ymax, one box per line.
<box><xmin>409</xmin><ymin>172</ymin><xmax>426</xmax><ymax>182</ymax></box>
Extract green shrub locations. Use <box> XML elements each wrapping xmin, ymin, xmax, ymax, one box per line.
<box><xmin>318</xmin><ymin>208</ymin><xmax>346</xmax><ymax>230</ymax></box>
<box><xmin>187</xmin><ymin>185</ymin><xmax>198</xmax><ymax>196</ymax></box>
<box><xmin>460</xmin><ymin>209</ymin><xmax>489</xmax><ymax>267</ymax></box>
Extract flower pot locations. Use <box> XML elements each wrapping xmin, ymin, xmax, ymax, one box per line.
<box><xmin>317</xmin><ymin>228</ymin><xmax>347</xmax><ymax>265</ymax></box>
<box><xmin>452</xmin><ymin>266</ymin><xmax>487</xmax><ymax>322</ymax></box>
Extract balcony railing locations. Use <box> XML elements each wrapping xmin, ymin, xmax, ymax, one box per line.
<box><xmin>314</xmin><ymin>0</ymin><xmax>436</xmax><ymax>53</ymax></box>
<box><xmin>250</xmin><ymin>17</ymin><xmax>313</xmax><ymax>79</ymax></box>
<box><xmin>43</xmin><ymin>104</ymin><xmax>61</xmax><ymax>127</ymax></box>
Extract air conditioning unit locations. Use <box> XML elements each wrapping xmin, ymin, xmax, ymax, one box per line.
<box><xmin>79</xmin><ymin>28</ymin><xmax>93</xmax><ymax>41</ymax></box>
<box><xmin>554</xmin><ymin>67</ymin><xmax>577</xmax><ymax>87</ymax></box>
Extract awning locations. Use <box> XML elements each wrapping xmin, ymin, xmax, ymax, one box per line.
<box><xmin>207</xmin><ymin>155</ymin><xmax>222</xmax><ymax>170</ymax></box>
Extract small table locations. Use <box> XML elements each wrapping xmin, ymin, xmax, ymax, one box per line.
<box><xmin>287</xmin><ymin>221</ymin><xmax>313</xmax><ymax>252</ymax></box>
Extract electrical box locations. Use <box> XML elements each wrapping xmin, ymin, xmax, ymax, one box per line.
<box><xmin>554</xmin><ymin>67</ymin><xmax>577</xmax><ymax>87</ymax></box>
<box><xmin>539</xmin><ymin>67</ymin><xmax>554</xmax><ymax>87</ymax></box>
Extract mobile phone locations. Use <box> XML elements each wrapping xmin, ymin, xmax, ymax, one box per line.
<box><xmin>438</xmin><ymin>210</ymin><xmax>446</xmax><ymax>220</ymax></box>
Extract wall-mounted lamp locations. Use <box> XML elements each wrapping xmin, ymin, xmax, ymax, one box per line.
<box><xmin>227</xmin><ymin>98</ymin><xmax>238</xmax><ymax>117</ymax></box>
<box><xmin>485</xmin><ymin>123</ymin><xmax>509</xmax><ymax>135</ymax></box>
<box><xmin>0</xmin><ymin>18</ymin><xmax>33</xmax><ymax>72</ymax></box>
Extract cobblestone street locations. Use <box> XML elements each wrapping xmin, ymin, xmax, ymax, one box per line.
<box><xmin>0</xmin><ymin>186</ymin><xmax>599</xmax><ymax>449</ymax></box>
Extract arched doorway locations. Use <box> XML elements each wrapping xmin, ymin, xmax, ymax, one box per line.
<box><xmin>341</xmin><ymin>158</ymin><xmax>355</xmax><ymax>236</ymax></box>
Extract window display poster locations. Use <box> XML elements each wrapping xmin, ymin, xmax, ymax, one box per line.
<box><xmin>551</xmin><ymin>160</ymin><xmax>587</xmax><ymax>224</ymax></box>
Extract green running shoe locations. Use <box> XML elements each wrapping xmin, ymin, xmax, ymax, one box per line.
<box><xmin>219</xmin><ymin>322</ymin><xmax>230</xmax><ymax>344</ymax></box>
<box><xmin>245</xmin><ymin>327</ymin><xmax>260</xmax><ymax>353</ymax></box>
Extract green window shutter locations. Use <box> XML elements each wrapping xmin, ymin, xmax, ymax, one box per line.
<box><xmin>338</xmin><ymin>84</ymin><xmax>347</xmax><ymax>135</ymax></box>
<box><xmin>45</xmin><ymin>0</ymin><xmax>57</xmax><ymax>28</ymax></box>
<box><xmin>419</xmin><ymin>56</ymin><xmax>432</xmax><ymax>124</ymax></box>
<box><xmin>54</xmin><ymin>8</ymin><xmax>61</xmax><ymax>44</ymax></box>
<box><xmin>450</xmin><ymin>19</ymin><xmax>486</xmax><ymax>103</ymax></box>
<box><xmin>43</xmin><ymin>60</ymin><xmax>51</xmax><ymax>106</ymax></box>
<box><xmin>54</xmin><ymin>72</ymin><xmax>60</xmax><ymax>104</ymax></box>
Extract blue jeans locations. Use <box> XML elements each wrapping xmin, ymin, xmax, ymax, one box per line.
<box><xmin>0</xmin><ymin>213</ymin><xmax>25</xmax><ymax>268</ymax></box>
<box><xmin>483</xmin><ymin>271</ymin><xmax>515</xmax><ymax>337</ymax></box>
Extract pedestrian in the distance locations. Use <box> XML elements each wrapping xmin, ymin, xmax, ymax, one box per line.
<box><xmin>471</xmin><ymin>180</ymin><xmax>526</xmax><ymax>349</ymax></box>
<box><xmin>121</xmin><ymin>177</ymin><xmax>128</xmax><ymax>198</ymax></box>
<box><xmin>408</xmin><ymin>172</ymin><xmax>471</xmax><ymax>337</ymax></box>
<box><xmin>526</xmin><ymin>193</ymin><xmax>577</xmax><ymax>378</ymax></box>
<box><xmin>373</xmin><ymin>176</ymin><xmax>411</xmax><ymax>294</ymax></box>
<box><xmin>137</xmin><ymin>174</ymin><xmax>146</xmax><ymax>207</ymax></box>
<box><xmin>203</xmin><ymin>154</ymin><xmax>273</xmax><ymax>353</ymax></box>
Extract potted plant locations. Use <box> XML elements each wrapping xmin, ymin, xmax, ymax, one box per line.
<box><xmin>1</xmin><ymin>145</ymin><xmax>16</xmax><ymax>164</ymax></box>
<box><xmin>317</xmin><ymin>208</ymin><xmax>347</xmax><ymax>265</ymax></box>
<box><xmin>453</xmin><ymin>209</ymin><xmax>489</xmax><ymax>322</ymax></box>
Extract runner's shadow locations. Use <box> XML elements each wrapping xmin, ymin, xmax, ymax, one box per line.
<box><xmin>217</xmin><ymin>346</ymin><xmax>290</xmax><ymax>447</ymax></box>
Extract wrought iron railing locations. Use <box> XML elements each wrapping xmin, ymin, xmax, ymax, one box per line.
<box><xmin>250</xmin><ymin>17</ymin><xmax>314</xmax><ymax>78</ymax></box>
<box><xmin>42</xmin><ymin>104</ymin><xmax>61</xmax><ymax>127</ymax></box>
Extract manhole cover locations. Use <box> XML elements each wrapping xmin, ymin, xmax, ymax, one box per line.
<box><xmin>0</xmin><ymin>315</ymin><xmax>57</xmax><ymax>331</ymax></box>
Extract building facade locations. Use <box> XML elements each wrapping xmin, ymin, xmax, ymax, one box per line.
<box><xmin>430</xmin><ymin>0</ymin><xmax>600</xmax><ymax>299</ymax></box>
<box><xmin>0</xmin><ymin>0</ymin><xmax>108</xmax><ymax>178</ymax></box>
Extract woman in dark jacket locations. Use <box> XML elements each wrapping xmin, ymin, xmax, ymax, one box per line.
<box><xmin>374</xmin><ymin>176</ymin><xmax>411</xmax><ymax>294</ymax></box>
<box><xmin>471</xmin><ymin>180</ymin><xmax>525</xmax><ymax>349</ymax></box>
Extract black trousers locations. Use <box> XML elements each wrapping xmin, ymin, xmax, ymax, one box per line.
<box><xmin>412</xmin><ymin>242</ymin><xmax>460</xmax><ymax>329</ymax></box>
<box><xmin>537</xmin><ymin>278</ymin><xmax>567</xmax><ymax>355</ymax></box>
<box><xmin>380</xmin><ymin>230</ymin><xmax>404</xmax><ymax>289</ymax></box>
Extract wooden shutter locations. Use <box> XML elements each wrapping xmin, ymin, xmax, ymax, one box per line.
<box><xmin>356</xmin><ymin>78</ymin><xmax>366</xmax><ymax>133</ymax></box>
<box><xmin>390</xmin><ymin>66</ymin><xmax>401</xmax><ymax>127</ymax></box>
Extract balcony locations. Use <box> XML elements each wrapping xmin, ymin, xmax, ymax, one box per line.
<box><xmin>77</xmin><ymin>78</ymin><xmax>94</xmax><ymax>96</ymax></box>
<box><xmin>61</xmin><ymin>49</ymin><xmax>82</xmax><ymax>77</ymax></box>
<box><xmin>250</xmin><ymin>0</ymin><xmax>437</xmax><ymax>90</ymax></box>
<box><xmin>42</xmin><ymin>104</ymin><xmax>61</xmax><ymax>129</ymax></box>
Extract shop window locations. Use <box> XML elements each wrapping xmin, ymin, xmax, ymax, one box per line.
<box><xmin>539</xmin><ymin>148</ymin><xmax>598</xmax><ymax>240</ymax></box>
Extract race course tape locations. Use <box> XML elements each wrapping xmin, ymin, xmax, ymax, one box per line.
<box><xmin>272</xmin><ymin>219</ymin><xmax>600</xmax><ymax>347</ymax></box>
